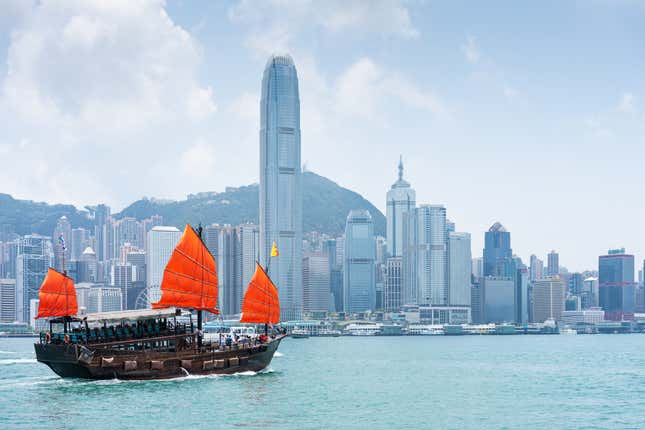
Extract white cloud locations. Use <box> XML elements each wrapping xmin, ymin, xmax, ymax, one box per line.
<box><xmin>462</xmin><ymin>36</ymin><xmax>480</xmax><ymax>64</ymax></box>
<box><xmin>335</xmin><ymin>57</ymin><xmax>446</xmax><ymax>119</ymax></box>
<box><xmin>0</xmin><ymin>0</ymin><xmax>218</xmax><ymax>206</ymax></box>
<box><xmin>617</xmin><ymin>92</ymin><xmax>635</xmax><ymax>113</ymax></box>
<box><xmin>180</xmin><ymin>141</ymin><xmax>217</xmax><ymax>179</ymax></box>
<box><xmin>229</xmin><ymin>0</ymin><xmax>418</xmax><ymax>56</ymax></box>
<box><xmin>503</xmin><ymin>86</ymin><xmax>518</xmax><ymax>99</ymax></box>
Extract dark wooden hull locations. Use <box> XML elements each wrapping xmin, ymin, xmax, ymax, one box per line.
<box><xmin>34</xmin><ymin>335</ymin><xmax>285</xmax><ymax>380</ymax></box>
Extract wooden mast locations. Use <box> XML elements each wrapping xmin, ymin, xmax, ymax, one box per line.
<box><xmin>196</xmin><ymin>224</ymin><xmax>204</xmax><ymax>350</ymax></box>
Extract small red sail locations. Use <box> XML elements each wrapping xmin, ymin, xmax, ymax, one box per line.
<box><xmin>240</xmin><ymin>263</ymin><xmax>280</xmax><ymax>324</ymax></box>
<box><xmin>152</xmin><ymin>225</ymin><xmax>219</xmax><ymax>313</ymax></box>
<box><xmin>36</xmin><ymin>268</ymin><xmax>78</xmax><ymax>319</ymax></box>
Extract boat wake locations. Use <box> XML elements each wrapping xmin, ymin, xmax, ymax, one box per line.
<box><xmin>0</xmin><ymin>358</ymin><xmax>37</xmax><ymax>365</ymax></box>
<box><xmin>274</xmin><ymin>351</ymin><xmax>284</xmax><ymax>357</ymax></box>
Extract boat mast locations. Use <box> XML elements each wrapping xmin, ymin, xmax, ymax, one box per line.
<box><xmin>196</xmin><ymin>224</ymin><xmax>204</xmax><ymax>350</ymax></box>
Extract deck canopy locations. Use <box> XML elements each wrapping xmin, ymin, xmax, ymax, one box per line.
<box><xmin>79</xmin><ymin>307</ymin><xmax>182</xmax><ymax>324</ymax></box>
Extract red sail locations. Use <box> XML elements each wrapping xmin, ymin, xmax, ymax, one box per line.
<box><xmin>36</xmin><ymin>268</ymin><xmax>78</xmax><ymax>319</ymax></box>
<box><xmin>240</xmin><ymin>263</ymin><xmax>280</xmax><ymax>324</ymax></box>
<box><xmin>152</xmin><ymin>225</ymin><xmax>219</xmax><ymax>314</ymax></box>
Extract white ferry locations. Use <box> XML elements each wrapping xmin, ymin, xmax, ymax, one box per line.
<box><xmin>344</xmin><ymin>323</ymin><xmax>382</xmax><ymax>336</ymax></box>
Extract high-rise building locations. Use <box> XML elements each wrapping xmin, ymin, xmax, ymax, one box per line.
<box><xmin>76</xmin><ymin>247</ymin><xmax>97</xmax><ymax>283</ymax></box>
<box><xmin>568</xmin><ymin>273</ymin><xmax>584</xmax><ymax>295</ymax></box>
<box><xmin>0</xmin><ymin>279</ymin><xmax>16</xmax><ymax>323</ymax></box>
<box><xmin>16</xmin><ymin>235</ymin><xmax>52</xmax><ymax>322</ymax></box>
<box><xmin>111</xmin><ymin>264</ymin><xmax>134</xmax><ymax>310</ymax></box>
<box><xmin>386</xmin><ymin>157</ymin><xmax>416</xmax><ymax>258</ymax></box>
<box><xmin>529</xmin><ymin>254</ymin><xmax>544</xmax><ymax>282</ymax></box>
<box><xmin>203</xmin><ymin>224</ymin><xmax>222</xmax><ymax>259</ymax></box>
<box><xmin>515</xmin><ymin>267</ymin><xmax>529</xmax><ymax>324</ymax></box>
<box><xmin>70</xmin><ymin>227</ymin><xmax>90</xmax><ymax>261</ymax></box>
<box><xmin>237</xmin><ymin>223</ymin><xmax>259</xmax><ymax>294</ymax></box>
<box><xmin>88</xmin><ymin>286</ymin><xmax>122</xmax><ymax>313</ymax></box>
<box><xmin>531</xmin><ymin>277</ymin><xmax>565</xmax><ymax>323</ymax></box>
<box><xmin>581</xmin><ymin>276</ymin><xmax>598</xmax><ymax>309</ymax></box>
<box><xmin>53</xmin><ymin>215</ymin><xmax>72</xmax><ymax>272</ymax></box>
<box><xmin>146</xmin><ymin>226</ymin><xmax>181</xmax><ymax>305</ymax></box>
<box><xmin>471</xmin><ymin>257</ymin><xmax>483</xmax><ymax>280</ymax></box>
<box><xmin>344</xmin><ymin>210</ymin><xmax>375</xmax><ymax>313</ymax></box>
<box><xmin>218</xmin><ymin>225</ymin><xmax>240</xmax><ymax>317</ymax></box>
<box><xmin>416</xmin><ymin>204</ymin><xmax>447</xmax><ymax>305</ymax></box>
<box><xmin>547</xmin><ymin>250</ymin><xmax>559</xmax><ymax>276</ymax></box>
<box><xmin>93</xmin><ymin>204</ymin><xmax>111</xmax><ymax>263</ymax></box>
<box><xmin>483</xmin><ymin>222</ymin><xmax>513</xmax><ymax>277</ymax></box>
<box><xmin>259</xmin><ymin>54</ymin><xmax>302</xmax><ymax>321</ymax></box>
<box><xmin>448</xmin><ymin>232</ymin><xmax>471</xmax><ymax>307</ymax></box>
<box><xmin>483</xmin><ymin>276</ymin><xmax>515</xmax><ymax>323</ymax></box>
<box><xmin>470</xmin><ymin>280</ymin><xmax>483</xmax><ymax>323</ymax></box>
<box><xmin>303</xmin><ymin>252</ymin><xmax>330</xmax><ymax>313</ymax></box>
<box><xmin>116</xmin><ymin>217</ymin><xmax>143</xmax><ymax>251</ymax></box>
<box><xmin>384</xmin><ymin>257</ymin><xmax>402</xmax><ymax>312</ymax></box>
<box><xmin>598</xmin><ymin>248</ymin><xmax>636</xmax><ymax>321</ymax></box>
<box><xmin>0</xmin><ymin>240</ymin><xmax>19</xmax><ymax>279</ymax></box>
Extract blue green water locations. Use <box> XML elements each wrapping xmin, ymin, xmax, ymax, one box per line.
<box><xmin>1</xmin><ymin>335</ymin><xmax>645</xmax><ymax>429</ymax></box>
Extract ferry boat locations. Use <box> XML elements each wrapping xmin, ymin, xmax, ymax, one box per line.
<box><xmin>317</xmin><ymin>328</ymin><xmax>341</xmax><ymax>337</ymax></box>
<box><xmin>290</xmin><ymin>329</ymin><xmax>309</xmax><ymax>339</ymax></box>
<box><xmin>344</xmin><ymin>323</ymin><xmax>381</xmax><ymax>336</ymax></box>
<box><xmin>34</xmin><ymin>225</ymin><xmax>286</xmax><ymax>380</ymax></box>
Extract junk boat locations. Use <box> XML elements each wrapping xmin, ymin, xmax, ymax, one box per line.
<box><xmin>34</xmin><ymin>225</ymin><xmax>286</xmax><ymax>380</ymax></box>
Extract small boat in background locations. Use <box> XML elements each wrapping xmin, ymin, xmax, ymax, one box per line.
<box><xmin>291</xmin><ymin>328</ymin><xmax>309</xmax><ymax>338</ymax></box>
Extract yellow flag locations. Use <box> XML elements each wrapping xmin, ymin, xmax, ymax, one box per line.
<box><xmin>271</xmin><ymin>241</ymin><xmax>279</xmax><ymax>257</ymax></box>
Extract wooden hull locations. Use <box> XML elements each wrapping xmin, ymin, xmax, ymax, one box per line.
<box><xmin>34</xmin><ymin>335</ymin><xmax>285</xmax><ymax>380</ymax></box>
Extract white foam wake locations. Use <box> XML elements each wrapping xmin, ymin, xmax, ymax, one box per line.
<box><xmin>274</xmin><ymin>351</ymin><xmax>284</xmax><ymax>357</ymax></box>
<box><xmin>0</xmin><ymin>358</ymin><xmax>37</xmax><ymax>365</ymax></box>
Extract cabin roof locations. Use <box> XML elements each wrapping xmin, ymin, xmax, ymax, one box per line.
<box><xmin>79</xmin><ymin>307</ymin><xmax>181</xmax><ymax>324</ymax></box>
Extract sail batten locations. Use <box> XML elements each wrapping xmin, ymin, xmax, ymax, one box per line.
<box><xmin>152</xmin><ymin>225</ymin><xmax>219</xmax><ymax>314</ymax></box>
<box><xmin>36</xmin><ymin>268</ymin><xmax>78</xmax><ymax>319</ymax></box>
<box><xmin>240</xmin><ymin>263</ymin><xmax>280</xmax><ymax>324</ymax></box>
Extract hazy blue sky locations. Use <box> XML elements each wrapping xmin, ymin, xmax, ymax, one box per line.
<box><xmin>0</xmin><ymin>0</ymin><xmax>644</xmax><ymax>271</ymax></box>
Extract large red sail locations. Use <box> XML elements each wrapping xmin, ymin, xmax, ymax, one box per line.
<box><xmin>240</xmin><ymin>263</ymin><xmax>280</xmax><ymax>324</ymax></box>
<box><xmin>152</xmin><ymin>225</ymin><xmax>219</xmax><ymax>313</ymax></box>
<box><xmin>36</xmin><ymin>268</ymin><xmax>78</xmax><ymax>319</ymax></box>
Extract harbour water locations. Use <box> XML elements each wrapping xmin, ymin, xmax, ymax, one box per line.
<box><xmin>2</xmin><ymin>335</ymin><xmax>644</xmax><ymax>430</ymax></box>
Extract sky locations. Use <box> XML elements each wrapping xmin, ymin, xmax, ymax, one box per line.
<box><xmin>0</xmin><ymin>0</ymin><xmax>644</xmax><ymax>272</ymax></box>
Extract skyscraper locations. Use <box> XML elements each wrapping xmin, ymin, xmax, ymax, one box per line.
<box><xmin>547</xmin><ymin>250</ymin><xmax>559</xmax><ymax>276</ymax></box>
<box><xmin>529</xmin><ymin>254</ymin><xmax>544</xmax><ymax>282</ymax></box>
<box><xmin>417</xmin><ymin>204</ymin><xmax>447</xmax><ymax>305</ymax></box>
<box><xmin>448</xmin><ymin>232</ymin><xmax>472</xmax><ymax>307</ymax></box>
<box><xmin>16</xmin><ymin>235</ymin><xmax>52</xmax><ymax>322</ymax></box>
<box><xmin>53</xmin><ymin>215</ymin><xmax>71</xmax><ymax>272</ymax></box>
<box><xmin>0</xmin><ymin>279</ymin><xmax>16</xmax><ymax>323</ymax></box>
<box><xmin>237</xmin><ymin>223</ymin><xmax>259</xmax><ymax>294</ymax></box>
<box><xmin>386</xmin><ymin>157</ymin><xmax>416</xmax><ymax>258</ymax></box>
<box><xmin>302</xmin><ymin>252</ymin><xmax>330</xmax><ymax>313</ymax></box>
<box><xmin>531</xmin><ymin>277</ymin><xmax>565</xmax><ymax>323</ymax></box>
<box><xmin>598</xmin><ymin>248</ymin><xmax>636</xmax><ymax>321</ymax></box>
<box><xmin>218</xmin><ymin>225</ymin><xmax>240</xmax><ymax>317</ymax></box>
<box><xmin>93</xmin><ymin>204</ymin><xmax>110</xmax><ymax>263</ymax></box>
<box><xmin>384</xmin><ymin>257</ymin><xmax>402</xmax><ymax>312</ymax></box>
<box><xmin>146</xmin><ymin>226</ymin><xmax>181</xmax><ymax>305</ymax></box>
<box><xmin>344</xmin><ymin>210</ymin><xmax>376</xmax><ymax>313</ymax></box>
<box><xmin>483</xmin><ymin>222</ymin><xmax>513</xmax><ymax>277</ymax></box>
<box><xmin>259</xmin><ymin>54</ymin><xmax>302</xmax><ymax>321</ymax></box>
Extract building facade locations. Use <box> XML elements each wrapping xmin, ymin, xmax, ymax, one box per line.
<box><xmin>598</xmin><ymin>249</ymin><xmax>636</xmax><ymax>321</ymax></box>
<box><xmin>259</xmin><ymin>54</ymin><xmax>303</xmax><ymax>321</ymax></box>
<box><xmin>146</xmin><ymin>226</ymin><xmax>181</xmax><ymax>305</ymax></box>
<box><xmin>532</xmin><ymin>277</ymin><xmax>565</xmax><ymax>323</ymax></box>
<box><xmin>384</xmin><ymin>257</ymin><xmax>402</xmax><ymax>312</ymax></box>
<box><xmin>483</xmin><ymin>222</ymin><xmax>513</xmax><ymax>277</ymax></box>
<box><xmin>344</xmin><ymin>210</ymin><xmax>376</xmax><ymax>313</ymax></box>
<box><xmin>448</xmin><ymin>232</ymin><xmax>472</xmax><ymax>307</ymax></box>
<box><xmin>386</xmin><ymin>157</ymin><xmax>416</xmax><ymax>258</ymax></box>
<box><xmin>303</xmin><ymin>252</ymin><xmax>330</xmax><ymax>313</ymax></box>
<box><xmin>16</xmin><ymin>235</ymin><xmax>52</xmax><ymax>322</ymax></box>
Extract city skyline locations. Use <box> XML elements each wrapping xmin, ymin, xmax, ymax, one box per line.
<box><xmin>1</xmin><ymin>1</ymin><xmax>645</xmax><ymax>271</ymax></box>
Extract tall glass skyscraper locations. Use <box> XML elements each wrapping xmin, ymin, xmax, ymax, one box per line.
<box><xmin>386</xmin><ymin>157</ymin><xmax>416</xmax><ymax>258</ymax></box>
<box><xmin>598</xmin><ymin>248</ymin><xmax>636</xmax><ymax>321</ymax></box>
<box><xmin>259</xmin><ymin>54</ymin><xmax>302</xmax><ymax>321</ymax></box>
<box><xmin>344</xmin><ymin>210</ymin><xmax>376</xmax><ymax>313</ymax></box>
<box><xmin>483</xmin><ymin>222</ymin><xmax>513</xmax><ymax>277</ymax></box>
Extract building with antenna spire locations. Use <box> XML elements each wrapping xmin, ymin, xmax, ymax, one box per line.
<box><xmin>386</xmin><ymin>156</ymin><xmax>416</xmax><ymax>258</ymax></box>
